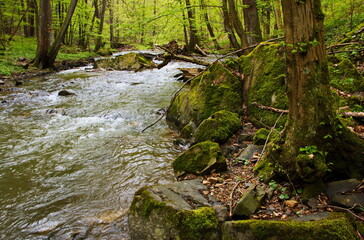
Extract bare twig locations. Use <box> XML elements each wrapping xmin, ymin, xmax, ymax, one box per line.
<box><xmin>229</xmin><ymin>181</ymin><xmax>242</xmax><ymax>217</ymax></box>
<box><xmin>256</xmin><ymin>111</ymin><xmax>285</xmax><ymax>164</ymax></box>
<box><xmin>252</xmin><ymin>102</ymin><xmax>289</xmax><ymax>114</ymax></box>
<box><xmin>327</xmin><ymin>204</ymin><xmax>364</xmax><ymax>221</ymax></box>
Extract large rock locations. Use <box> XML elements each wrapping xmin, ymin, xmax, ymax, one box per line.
<box><xmin>128</xmin><ymin>180</ymin><xmax>221</xmax><ymax>240</ymax></box>
<box><xmin>172</xmin><ymin>141</ymin><xmax>227</xmax><ymax>177</ymax></box>
<box><xmin>325</xmin><ymin>179</ymin><xmax>364</xmax><ymax>208</ymax></box>
<box><xmin>94</xmin><ymin>52</ymin><xmax>156</xmax><ymax>71</ymax></box>
<box><xmin>193</xmin><ymin>110</ymin><xmax>241</xmax><ymax>144</ymax></box>
<box><xmin>235</xmin><ymin>43</ymin><xmax>288</xmax><ymax>128</ymax></box>
<box><xmin>166</xmin><ymin>62</ymin><xmax>242</xmax><ymax>130</ymax></box>
<box><xmin>222</xmin><ymin>212</ymin><xmax>358</xmax><ymax>240</ymax></box>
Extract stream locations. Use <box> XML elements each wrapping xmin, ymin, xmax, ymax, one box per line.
<box><xmin>0</xmin><ymin>56</ymin><xmax>202</xmax><ymax>239</ymax></box>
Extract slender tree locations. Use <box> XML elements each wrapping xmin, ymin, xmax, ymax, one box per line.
<box><xmin>262</xmin><ymin>0</ymin><xmax>364</xmax><ymax>181</ymax></box>
<box><xmin>227</xmin><ymin>0</ymin><xmax>248</xmax><ymax>47</ymax></box>
<box><xmin>94</xmin><ymin>0</ymin><xmax>107</xmax><ymax>51</ymax></box>
<box><xmin>221</xmin><ymin>0</ymin><xmax>240</xmax><ymax>49</ymax></box>
<box><xmin>200</xmin><ymin>0</ymin><xmax>220</xmax><ymax>49</ymax></box>
<box><xmin>185</xmin><ymin>0</ymin><xmax>199</xmax><ymax>52</ymax></box>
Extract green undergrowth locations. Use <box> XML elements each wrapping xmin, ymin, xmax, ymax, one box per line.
<box><xmin>0</xmin><ymin>36</ymin><xmax>97</xmax><ymax>76</ymax></box>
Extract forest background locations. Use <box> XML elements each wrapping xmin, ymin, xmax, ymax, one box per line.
<box><xmin>0</xmin><ymin>0</ymin><xmax>363</xmax><ymax>75</ymax></box>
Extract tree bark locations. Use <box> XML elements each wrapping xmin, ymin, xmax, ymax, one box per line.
<box><xmin>243</xmin><ymin>0</ymin><xmax>262</xmax><ymax>45</ymax></box>
<box><xmin>222</xmin><ymin>0</ymin><xmax>240</xmax><ymax>49</ymax></box>
<box><xmin>34</xmin><ymin>0</ymin><xmax>52</xmax><ymax>68</ymax></box>
<box><xmin>201</xmin><ymin>0</ymin><xmax>220</xmax><ymax>50</ymax></box>
<box><xmin>34</xmin><ymin>0</ymin><xmax>78</xmax><ymax>68</ymax></box>
<box><xmin>185</xmin><ymin>0</ymin><xmax>199</xmax><ymax>52</ymax></box>
<box><xmin>262</xmin><ymin>0</ymin><xmax>364</xmax><ymax>182</ymax></box>
<box><xmin>94</xmin><ymin>0</ymin><xmax>107</xmax><ymax>52</ymax></box>
<box><xmin>228</xmin><ymin>0</ymin><xmax>248</xmax><ymax>47</ymax></box>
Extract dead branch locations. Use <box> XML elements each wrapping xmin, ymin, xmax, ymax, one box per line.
<box><xmin>155</xmin><ymin>45</ymin><xmax>210</xmax><ymax>66</ymax></box>
<box><xmin>251</xmin><ymin>102</ymin><xmax>289</xmax><ymax>114</ymax></box>
<box><xmin>326</xmin><ymin>42</ymin><xmax>360</xmax><ymax>49</ymax></box>
<box><xmin>327</xmin><ymin>205</ymin><xmax>364</xmax><ymax>221</ymax></box>
<box><xmin>341</xmin><ymin>112</ymin><xmax>364</xmax><ymax>119</ymax></box>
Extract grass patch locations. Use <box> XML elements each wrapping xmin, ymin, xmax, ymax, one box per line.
<box><xmin>0</xmin><ymin>36</ymin><xmax>98</xmax><ymax>76</ymax></box>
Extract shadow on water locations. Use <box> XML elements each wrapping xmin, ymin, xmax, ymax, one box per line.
<box><xmin>0</xmin><ymin>58</ymin><xmax>203</xmax><ymax>239</ymax></box>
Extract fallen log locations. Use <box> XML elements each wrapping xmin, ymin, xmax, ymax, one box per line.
<box><xmin>341</xmin><ymin>112</ymin><xmax>364</xmax><ymax>119</ymax></box>
<box><xmin>156</xmin><ymin>45</ymin><xmax>210</xmax><ymax>66</ymax></box>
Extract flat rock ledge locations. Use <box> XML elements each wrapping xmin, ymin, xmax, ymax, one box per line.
<box><xmin>128</xmin><ymin>180</ymin><xmax>360</xmax><ymax>240</ymax></box>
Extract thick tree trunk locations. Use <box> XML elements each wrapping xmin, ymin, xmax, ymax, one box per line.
<box><xmin>243</xmin><ymin>0</ymin><xmax>262</xmax><ymax>45</ymax></box>
<box><xmin>222</xmin><ymin>0</ymin><xmax>240</xmax><ymax>49</ymax></box>
<box><xmin>35</xmin><ymin>0</ymin><xmax>78</xmax><ymax>69</ymax></box>
<box><xmin>34</xmin><ymin>0</ymin><xmax>52</xmax><ymax>68</ymax></box>
<box><xmin>262</xmin><ymin>0</ymin><xmax>364</xmax><ymax>181</ymax></box>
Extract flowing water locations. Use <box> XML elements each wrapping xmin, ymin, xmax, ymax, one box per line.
<box><xmin>0</xmin><ymin>58</ymin><xmax>201</xmax><ymax>239</ymax></box>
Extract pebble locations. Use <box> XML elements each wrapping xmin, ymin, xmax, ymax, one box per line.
<box><xmin>0</xmin><ymin>80</ymin><xmax>4</xmax><ymax>85</ymax></box>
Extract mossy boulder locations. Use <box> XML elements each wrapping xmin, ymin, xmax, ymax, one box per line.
<box><xmin>222</xmin><ymin>212</ymin><xmax>359</xmax><ymax>240</ymax></box>
<box><xmin>128</xmin><ymin>180</ymin><xmax>220</xmax><ymax>240</ymax></box>
<box><xmin>172</xmin><ymin>141</ymin><xmax>227</xmax><ymax>177</ymax></box>
<box><xmin>330</xmin><ymin>58</ymin><xmax>364</xmax><ymax>92</ymax></box>
<box><xmin>193</xmin><ymin>110</ymin><xmax>241</xmax><ymax>144</ymax></box>
<box><xmin>166</xmin><ymin>62</ymin><xmax>242</xmax><ymax>130</ymax></box>
<box><xmin>94</xmin><ymin>52</ymin><xmax>156</xmax><ymax>71</ymax></box>
<box><xmin>235</xmin><ymin>43</ymin><xmax>288</xmax><ymax>128</ymax></box>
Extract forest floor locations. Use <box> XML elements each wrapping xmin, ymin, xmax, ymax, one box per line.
<box><xmin>179</xmin><ymin>119</ymin><xmax>364</xmax><ymax>223</ymax></box>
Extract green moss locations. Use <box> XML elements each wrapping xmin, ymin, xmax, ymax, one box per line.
<box><xmin>193</xmin><ymin>110</ymin><xmax>241</xmax><ymax>144</ymax></box>
<box><xmin>253</xmin><ymin>128</ymin><xmax>279</xmax><ymax>145</ymax></box>
<box><xmin>222</xmin><ymin>213</ymin><xmax>358</xmax><ymax>240</ymax></box>
<box><xmin>236</xmin><ymin>44</ymin><xmax>288</xmax><ymax>128</ymax></box>
<box><xmin>295</xmin><ymin>153</ymin><xmax>328</xmax><ymax>182</ymax></box>
<box><xmin>172</xmin><ymin>141</ymin><xmax>226</xmax><ymax>176</ymax></box>
<box><xmin>254</xmin><ymin>153</ymin><xmax>275</xmax><ymax>182</ymax></box>
<box><xmin>329</xmin><ymin>58</ymin><xmax>364</xmax><ymax>92</ymax></box>
<box><xmin>166</xmin><ymin>62</ymin><xmax>242</xmax><ymax>129</ymax></box>
<box><xmin>180</xmin><ymin>121</ymin><xmax>196</xmax><ymax>138</ymax></box>
<box><xmin>95</xmin><ymin>52</ymin><xmax>154</xmax><ymax>70</ymax></box>
<box><xmin>302</xmin><ymin>179</ymin><xmax>325</xmax><ymax>200</ymax></box>
<box><xmin>178</xmin><ymin>207</ymin><xmax>219</xmax><ymax>240</ymax></box>
<box><xmin>129</xmin><ymin>187</ymin><xmax>168</xmax><ymax>218</ymax></box>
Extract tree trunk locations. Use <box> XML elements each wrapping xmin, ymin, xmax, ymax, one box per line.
<box><xmin>35</xmin><ymin>0</ymin><xmax>78</xmax><ymax>68</ymax></box>
<box><xmin>262</xmin><ymin>0</ymin><xmax>364</xmax><ymax>181</ymax></box>
<box><xmin>185</xmin><ymin>0</ymin><xmax>199</xmax><ymax>52</ymax></box>
<box><xmin>34</xmin><ymin>0</ymin><xmax>52</xmax><ymax>68</ymax></box>
<box><xmin>228</xmin><ymin>0</ymin><xmax>248</xmax><ymax>47</ymax></box>
<box><xmin>94</xmin><ymin>0</ymin><xmax>107</xmax><ymax>52</ymax></box>
<box><xmin>243</xmin><ymin>0</ymin><xmax>262</xmax><ymax>45</ymax></box>
<box><xmin>222</xmin><ymin>0</ymin><xmax>240</xmax><ymax>49</ymax></box>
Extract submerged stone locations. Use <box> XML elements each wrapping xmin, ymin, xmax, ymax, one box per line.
<box><xmin>193</xmin><ymin>110</ymin><xmax>241</xmax><ymax>144</ymax></box>
<box><xmin>166</xmin><ymin>62</ymin><xmax>242</xmax><ymax>130</ymax></box>
<box><xmin>222</xmin><ymin>212</ymin><xmax>358</xmax><ymax>240</ymax></box>
<box><xmin>128</xmin><ymin>179</ymin><xmax>220</xmax><ymax>240</ymax></box>
<box><xmin>172</xmin><ymin>141</ymin><xmax>227</xmax><ymax>177</ymax></box>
